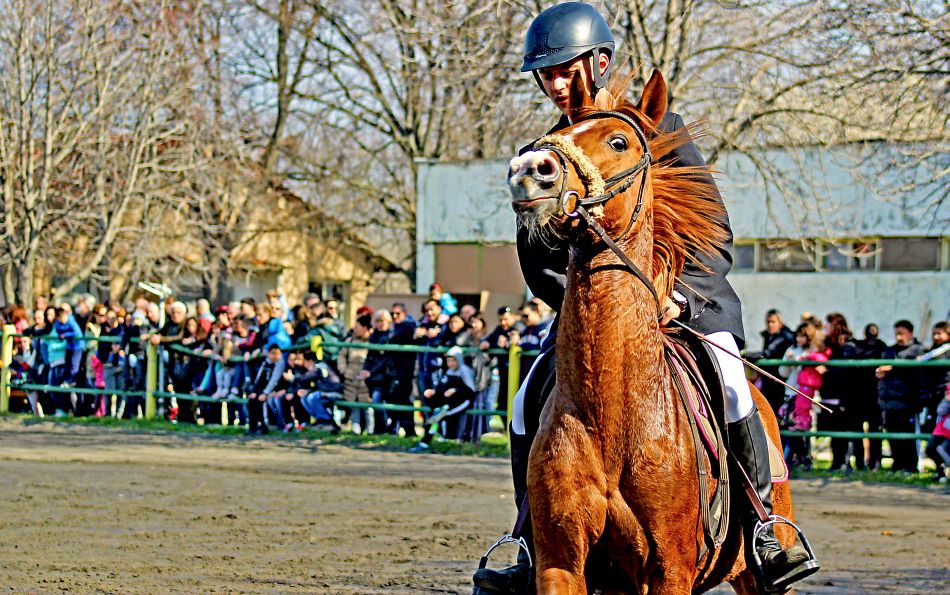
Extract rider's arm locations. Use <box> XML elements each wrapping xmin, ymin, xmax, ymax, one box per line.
<box><xmin>516</xmin><ymin>228</ymin><xmax>568</xmax><ymax>312</ymax></box>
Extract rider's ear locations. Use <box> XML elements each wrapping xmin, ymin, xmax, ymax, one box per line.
<box><xmin>635</xmin><ymin>69</ymin><xmax>668</xmax><ymax>129</ymax></box>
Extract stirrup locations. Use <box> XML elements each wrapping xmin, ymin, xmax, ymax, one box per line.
<box><xmin>472</xmin><ymin>534</ymin><xmax>533</xmax><ymax>595</ymax></box>
<box><xmin>752</xmin><ymin>515</ymin><xmax>820</xmax><ymax>593</ymax></box>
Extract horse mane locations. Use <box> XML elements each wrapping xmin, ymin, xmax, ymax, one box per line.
<box><xmin>574</xmin><ymin>75</ymin><xmax>730</xmax><ymax>299</ymax></box>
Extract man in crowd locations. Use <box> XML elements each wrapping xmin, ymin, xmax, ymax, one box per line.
<box><xmin>876</xmin><ymin>320</ymin><xmax>925</xmax><ymax>472</ymax></box>
<box><xmin>749</xmin><ymin>309</ymin><xmax>796</xmax><ymax>413</ymax></box>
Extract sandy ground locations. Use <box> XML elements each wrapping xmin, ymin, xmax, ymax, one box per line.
<box><xmin>0</xmin><ymin>418</ymin><xmax>946</xmax><ymax>594</ymax></box>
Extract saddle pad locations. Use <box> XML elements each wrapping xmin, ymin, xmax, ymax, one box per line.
<box><xmin>666</xmin><ymin>339</ymin><xmax>788</xmax><ymax>483</ymax></box>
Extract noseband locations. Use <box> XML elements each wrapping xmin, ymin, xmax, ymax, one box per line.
<box><xmin>530</xmin><ymin>111</ymin><xmax>662</xmax><ymax>316</ymax></box>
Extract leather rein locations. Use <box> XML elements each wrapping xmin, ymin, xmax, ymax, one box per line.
<box><xmin>530</xmin><ymin>110</ymin><xmax>662</xmax><ymax>318</ymax></box>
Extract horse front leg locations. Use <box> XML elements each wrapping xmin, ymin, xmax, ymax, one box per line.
<box><xmin>529</xmin><ymin>415</ymin><xmax>608</xmax><ymax>595</ymax></box>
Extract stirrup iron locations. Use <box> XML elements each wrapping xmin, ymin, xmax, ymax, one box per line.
<box><xmin>752</xmin><ymin>514</ymin><xmax>820</xmax><ymax>593</ymax></box>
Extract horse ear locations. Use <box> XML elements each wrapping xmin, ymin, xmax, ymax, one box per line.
<box><xmin>635</xmin><ymin>69</ymin><xmax>668</xmax><ymax>128</ymax></box>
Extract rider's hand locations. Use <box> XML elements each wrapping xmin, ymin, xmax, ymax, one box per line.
<box><xmin>660</xmin><ymin>296</ymin><xmax>681</xmax><ymax>326</ymax></box>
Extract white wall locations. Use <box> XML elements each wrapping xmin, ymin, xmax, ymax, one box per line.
<box><xmin>415</xmin><ymin>148</ymin><xmax>948</xmax><ymax>341</ymax></box>
<box><xmin>732</xmin><ymin>271</ymin><xmax>949</xmax><ymax>346</ymax></box>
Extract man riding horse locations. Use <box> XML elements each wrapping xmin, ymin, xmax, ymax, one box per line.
<box><xmin>473</xmin><ymin>3</ymin><xmax>818</xmax><ymax>593</ymax></box>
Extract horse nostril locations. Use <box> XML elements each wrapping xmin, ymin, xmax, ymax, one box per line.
<box><xmin>534</xmin><ymin>154</ymin><xmax>559</xmax><ymax>181</ymax></box>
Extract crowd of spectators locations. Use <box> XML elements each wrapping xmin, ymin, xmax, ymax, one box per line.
<box><xmin>747</xmin><ymin>309</ymin><xmax>950</xmax><ymax>480</ymax></box>
<box><xmin>0</xmin><ymin>283</ymin><xmax>554</xmax><ymax>451</ymax></box>
<box><xmin>2</xmin><ymin>288</ymin><xmax>945</xmax><ymax>472</ymax></box>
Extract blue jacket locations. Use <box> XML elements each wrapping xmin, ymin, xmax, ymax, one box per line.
<box><xmin>53</xmin><ymin>317</ymin><xmax>84</xmax><ymax>351</ymax></box>
<box><xmin>264</xmin><ymin>317</ymin><xmax>292</xmax><ymax>350</ymax></box>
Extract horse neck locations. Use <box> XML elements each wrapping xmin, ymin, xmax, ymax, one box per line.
<box><xmin>557</xmin><ymin>215</ymin><xmax>671</xmax><ymax>437</ymax></box>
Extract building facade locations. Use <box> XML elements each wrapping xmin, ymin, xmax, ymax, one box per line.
<box><xmin>416</xmin><ymin>145</ymin><xmax>949</xmax><ymax>344</ymax></box>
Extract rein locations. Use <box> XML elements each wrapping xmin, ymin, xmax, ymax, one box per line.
<box><xmin>531</xmin><ymin>110</ymin><xmax>660</xmax><ymax>317</ymax></box>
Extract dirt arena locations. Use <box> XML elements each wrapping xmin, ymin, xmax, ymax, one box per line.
<box><xmin>0</xmin><ymin>418</ymin><xmax>946</xmax><ymax>594</ymax></box>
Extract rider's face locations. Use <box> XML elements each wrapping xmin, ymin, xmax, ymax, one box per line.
<box><xmin>536</xmin><ymin>53</ymin><xmax>608</xmax><ymax>117</ymax></box>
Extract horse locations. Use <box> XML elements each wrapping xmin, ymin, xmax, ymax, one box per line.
<box><xmin>506</xmin><ymin>69</ymin><xmax>798</xmax><ymax>594</ymax></box>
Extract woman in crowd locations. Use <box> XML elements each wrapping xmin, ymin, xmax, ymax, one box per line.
<box><xmin>338</xmin><ymin>314</ymin><xmax>372</xmax><ymax>433</ymax></box>
<box><xmin>461</xmin><ymin>314</ymin><xmax>496</xmax><ymax>442</ymax></box>
<box><xmin>820</xmin><ymin>314</ymin><xmax>864</xmax><ymax>470</ymax></box>
<box><xmin>359</xmin><ymin>309</ymin><xmax>395</xmax><ymax>435</ymax></box>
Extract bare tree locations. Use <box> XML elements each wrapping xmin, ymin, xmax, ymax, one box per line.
<box><xmin>0</xmin><ymin>0</ymin><xmax>198</xmax><ymax>305</ymax></box>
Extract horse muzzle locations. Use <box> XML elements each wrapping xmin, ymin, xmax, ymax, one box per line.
<box><xmin>508</xmin><ymin>151</ymin><xmax>562</xmax><ymax>210</ymax></box>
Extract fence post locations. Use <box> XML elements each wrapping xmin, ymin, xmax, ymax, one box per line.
<box><xmin>145</xmin><ymin>342</ymin><xmax>158</xmax><ymax>420</ymax></box>
<box><xmin>0</xmin><ymin>325</ymin><xmax>13</xmax><ymax>414</ymax></box>
<box><xmin>507</xmin><ymin>343</ymin><xmax>522</xmax><ymax>436</ymax></box>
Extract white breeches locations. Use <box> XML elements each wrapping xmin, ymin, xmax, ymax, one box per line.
<box><xmin>509</xmin><ymin>330</ymin><xmax>753</xmax><ymax>436</ymax></box>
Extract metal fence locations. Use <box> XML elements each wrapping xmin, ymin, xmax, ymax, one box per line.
<box><xmin>1</xmin><ymin>324</ymin><xmax>945</xmax><ymax>444</ymax></box>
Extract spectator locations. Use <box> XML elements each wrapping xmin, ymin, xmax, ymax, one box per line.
<box><xmin>876</xmin><ymin>320</ymin><xmax>925</xmax><ymax>473</ymax></box>
<box><xmin>152</xmin><ymin>301</ymin><xmax>194</xmax><ymax>423</ymax></box>
<box><xmin>338</xmin><ymin>315</ymin><xmax>372</xmax><ymax>433</ymax></box>
<box><xmin>297</xmin><ymin>351</ymin><xmax>344</xmax><ymax>432</ymax></box>
<box><xmin>409</xmin><ymin>346</ymin><xmax>476</xmax><ymax>453</ymax></box>
<box><xmin>385</xmin><ymin>303</ymin><xmax>419</xmax><ymax>437</ymax></box>
<box><xmin>240</xmin><ymin>298</ymin><xmax>257</xmax><ymax>325</ymax></box>
<box><xmin>97</xmin><ymin>308</ymin><xmax>124</xmax><ymax>417</ymax></box>
<box><xmin>820</xmin><ymin>316</ymin><xmax>864</xmax><ymax>471</ymax></box>
<box><xmin>459</xmin><ymin>304</ymin><xmax>478</xmax><ymax>323</ymax></box>
<box><xmin>258</xmin><ymin>303</ymin><xmax>291</xmax><ymax>351</ymax></box>
<box><xmin>517</xmin><ymin>302</ymin><xmax>551</xmax><ymax>381</ymax></box>
<box><xmin>360</xmin><ymin>309</ymin><xmax>396</xmax><ymax>435</ymax></box>
<box><xmin>312</xmin><ymin>299</ymin><xmax>345</xmax><ymax>368</ymax></box>
<box><xmin>925</xmin><ymin>390</ymin><xmax>950</xmax><ymax>481</ymax></box>
<box><xmin>196</xmin><ymin>299</ymin><xmax>215</xmax><ymax>333</ymax></box>
<box><xmin>481</xmin><ymin>306</ymin><xmax>518</xmax><ymax>421</ymax></box>
<box><xmin>920</xmin><ymin>321</ymin><xmax>950</xmax><ymax>434</ymax></box>
<box><xmin>429</xmin><ymin>283</ymin><xmax>458</xmax><ymax>316</ymax></box>
<box><xmin>778</xmin><ymin>322</ymin><xmax>827</xmax><ymax>469</ymax></box>
<box><xmin>291</xmin><ymin>304</ymin><xmax>315</xmax><ymax>341</ymax></box>
<box><xmin>53</xmin><ymin>305</ymin><xmax>84</xmax><ymax>388</ymax></box>
<box><xmin>747</xmin><ymin>309</ymin><xmax>795</xmax><ymax>413</ymax></box>
<box><xmin>461</xmin><ymin>314</ymin><xmax>496</xmax><ymax>442</ymax></box>
<box><xmin>24</xmin><ymin>308</ymin><xmax>54</xmax><ymax>415</ymax></box>
<box><xmin>265</xmin><ymin>352</ymin><xmax>299</xmax><ymax>431</ymax></box>
<box><xmin>245</xmin><ymin>344</ymin><xmax>286</xmax><ymax>435</ymax></box>
<box><xmin>856</xmin><ymin>323</ymin><xmax>888</xmax><ymax>469</ymax></box>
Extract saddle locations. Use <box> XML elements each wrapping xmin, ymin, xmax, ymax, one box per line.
<box><xmin>662</xmin><ymin>334</ymin><xmax>788</xmax><ymax>561</ymax></box>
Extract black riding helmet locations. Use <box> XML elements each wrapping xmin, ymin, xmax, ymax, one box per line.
<box><xmin>522</xmin><ymin>3</ymin><xmax>615</xmax><ymax>96</ymax></box>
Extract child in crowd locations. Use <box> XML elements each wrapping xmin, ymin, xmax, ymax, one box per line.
<box><xmin>409</xmin><ymin>346</ymin><xmax>476</xmax><ymax>453</ymax></box>
<box><xmin>297</xmin><ymin>350</ymin><xmax>344</xmax><ymax>432</ymax></box>
<box><xmin>245</xmin><ymin>345</ymin><xmax>286</xmax><ymax>435</ymax></box>
<box><xmin>779</xmin><ymin>322</ymin><xmax>828</xmax><ymax>468</ymax></box>
<box><xmin>925</xmin><ymin>389</ymin><xmax>950</xmax><ymax>482</ymax></box>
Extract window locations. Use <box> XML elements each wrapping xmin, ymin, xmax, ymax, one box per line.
<box><xmin>733</xmin><ymin>243</ymin><xmax>755</xmax><ymax>271</ymax></box>
<box><xmin>879</xmin><ymin>238</ymin><xmax>939</xmax><ymax>271</ymax></box>
<box><xmin>758</xmin><ymin>240</ymin><xmax>816</xmax><ymax>272</ymax></box>
<box><xmin>820</xmin><ymin>240</ymin><xmax>878</xmax><ymax>271</ymax></box>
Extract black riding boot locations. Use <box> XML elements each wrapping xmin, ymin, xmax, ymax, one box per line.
<box><xmin>472</xmin><ymin>430</ymin><xmax>534</xmax><ymax>594</ymax></box>
<box><xmin>729</xmin><ymin>409</ymin><xmax>819</xmax><ymax>593</ymax></box>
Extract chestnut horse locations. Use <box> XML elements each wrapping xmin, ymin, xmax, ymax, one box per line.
<box><xmin>507</xmin><ymin>70</ymin><xmax>796</xmax><ymax>594</ymax></box>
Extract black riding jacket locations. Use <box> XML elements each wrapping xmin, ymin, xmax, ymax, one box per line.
<box><xmin>516</xmin><ymin>111</ymin><xmax>745</xmax><ymax>345</ymax></box>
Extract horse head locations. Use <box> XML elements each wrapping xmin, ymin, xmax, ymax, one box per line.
<box><xmin>508</xmin><ymin>69</ymin><xmax>729</xmax><ymax>298</ymax></box>
<box><xmin>508</xmin><ymin>70</ymin><xmax>669</xmax><ymax>248</ymax></box>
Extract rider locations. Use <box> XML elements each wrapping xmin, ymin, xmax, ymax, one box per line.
<box><xmin>473</xmin><ymin>3</ymin><xmax>818</xmax><ymax>593</ymax></box>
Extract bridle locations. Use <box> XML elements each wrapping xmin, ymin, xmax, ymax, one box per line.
<box><xmin>530</xmin><ymin>110</ymin><xmax>661</xmax><ymax>317</ymax></box>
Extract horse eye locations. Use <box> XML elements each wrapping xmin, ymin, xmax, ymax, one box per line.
<box><xmin>608</xmin><ymin>136</ymin><xmax>628</xmax><ymax>152</ymax></box>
